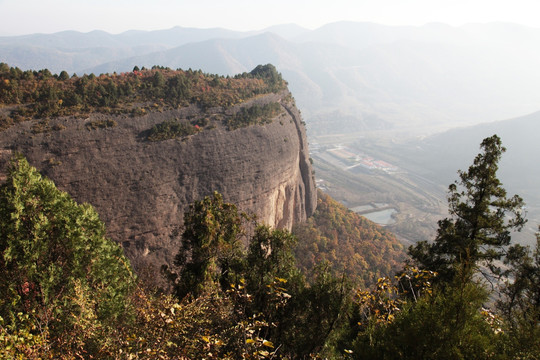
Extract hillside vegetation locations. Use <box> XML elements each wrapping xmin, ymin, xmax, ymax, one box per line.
<box><xmin>293</xmin><ymin>190</ymin><xmax>405</xmax><ymax>287</ymax></box>
<box><xmin>1</xmin><ymin>140</ymin><xmax>539</xmax><ymax>358</ymax></box>
<box><xmin>0</xmin><ymin>158</ymin><xmax>350</xmax><ymax>358</ymax></box>
<box><xmin>0</xmin><ymin>62</ymin><xmax>286</xmax><ymax>130</ymax></box>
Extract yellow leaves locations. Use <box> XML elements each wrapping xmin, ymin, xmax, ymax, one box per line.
<box><xmin>258</xmin><ymin>350</ymin><xmax>270</xmax><ymax>357</ymax></box>
<box><xmin>201</xmin><ymin>335</ymin><xmax>224</xmax><ymax>346</ymax></box>
<box><xmin>262</xmin><ymin>340</ymin><xmax>274</xmax><ymax>348</ymax></box>
<box><xmin>355</xmin><ymin>276</ymin><xmax>405</xmax><ymax>327</ymax></box>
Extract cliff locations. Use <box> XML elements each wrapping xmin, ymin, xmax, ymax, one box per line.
<box><xmin>0</xmin><ymin>89</ymin><xmax>316</xmax><ymax>272</ymax></box>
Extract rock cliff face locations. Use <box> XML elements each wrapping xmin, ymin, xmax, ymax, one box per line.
<box><xmin>0</xmin><ymin>90</ymin><xmax>316</xmax><ymax>271</ymax></box>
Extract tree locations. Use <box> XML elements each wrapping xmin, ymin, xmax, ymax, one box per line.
<box><xmin>409</xmin><ymin>135</ymin><xmax>526</xmax><ymax>285</ymax></box>
<box><xmin>246</xmin><ymin>225</ymin><xmax>300</xmax><ymax>294</ymax></box>
<box><xmin>171</xmin><ymin>191</ymin><xmax>247</xmax><ymax>299</ymax></box>
<box><xmin>0</xmin><ymin>156</ymin><xmax>135</xmax><ymax>354</ymax></box>
<box><xmin>349</xmin><ymin>281</ymin><xmax>498</xmax><ymax>360</ymax></box>
<box><xmin>248</xmin><ymin>64</ymin><xmax>286</xmax><ymax>92</ymax></box>
<box><xmin>496</xmin><ymin>229</ymin><xmax>540</xmax><ymax>358</ymax></box>
<box><xmin>58</xmin><ymin>70</ymin><xmax>70</xmax><ymax>81</ymax></box>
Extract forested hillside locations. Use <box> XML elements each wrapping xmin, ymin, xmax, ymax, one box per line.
<box><xmin>0</xmin><ymin>62</ymin><xmax>285</xmax><ymax>129</ymax></box>
<box><xmin>293</xmin><ymin>190</ymin><xmax>405</xmax><ymax>287</ymax></box>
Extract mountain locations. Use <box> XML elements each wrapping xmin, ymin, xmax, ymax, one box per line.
<box><xmin>401</xmin><ymin>111</ymin><xmax>540</xmax><ymax>204</ymax></box>
<box><xmin>0</xmin><ymin>66</ymin><xmax>317</xmax><ymax>274</ymax></box>
<box><xmin>3</xmin><ymin>22</ymin><xmax>540</xmax><ymax>136</ymax></box>
<box><xmin>293</xmin><ymin>190</ymin><xmax>405</xmax><ymax>286</ymax></box>
<box><xmin>0</xmin><ymin>26</ymin><xmax>252</xmax><ymax>74</ymax></box>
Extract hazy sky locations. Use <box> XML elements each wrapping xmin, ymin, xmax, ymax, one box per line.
<box><xmin>1</xmin><ymin>0</ymin><xmax>540</xmax><ymax>36</ymax></box>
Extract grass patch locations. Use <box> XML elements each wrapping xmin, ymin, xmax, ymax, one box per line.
<box><xmin>86</xmin><ymin>119</ymin><xmax>117</xmax><ymax>130</ymax></box>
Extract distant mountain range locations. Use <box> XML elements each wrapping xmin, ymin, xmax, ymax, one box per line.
<box><xmin>2</xmin><ymin>22</ymin><xmax>540</xmax><ymax>135</ymax></box>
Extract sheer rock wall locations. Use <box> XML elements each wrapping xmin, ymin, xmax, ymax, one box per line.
<box><xmin>0</xmin><ymin>90</ymin><xmax>316</xmax><ymax>271</ymax></box>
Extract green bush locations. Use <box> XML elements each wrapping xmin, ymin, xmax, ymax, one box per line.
<box><xmin>85</xmin><ymin>119</ymin><xmax>117</xmax><ymax>130</ymax></box>
<box><xmin>0</xmin><ymin>156</ymin><xmax>135</xmax><ymax>356</ymax></box>
<box><xmin>147</xmin><ymin>119</ymin><xmax>199</xmax><ymax>141</ymax></box>
<box><xmin>226</xmin><ymin>102</ymin><xmax>282</xmax><ymax>130</ymax></box>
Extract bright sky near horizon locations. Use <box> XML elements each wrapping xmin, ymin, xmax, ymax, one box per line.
<box><xmin>1</xmin><ymin>0</ymin><xmax>540</xmax><ymax>36</ymax></box>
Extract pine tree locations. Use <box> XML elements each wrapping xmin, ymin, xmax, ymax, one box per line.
<box><xmin>0</xmin><ymin>156</ymin><xmax>135</xmax><ymax>346</ymax></box>
<box><xmin>409</xmin><ymin>135</ymin><xmax>526</xmax><ymax>285</ymax></box>
<box><xmin>171</xmin><ymin>192</ymin><xmax>246</xmax><ymax>298</ymax></box>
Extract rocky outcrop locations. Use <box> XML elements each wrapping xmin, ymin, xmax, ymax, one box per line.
<box><xmin>0</xmin><ymin>90</ymin><xmax>316</xmax><ymax>272</ymax></box>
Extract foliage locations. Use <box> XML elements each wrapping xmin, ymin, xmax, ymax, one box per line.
<box><xmin>350</xmin><ymin>267</ymin><xmax>435</xmax><ymax>336</ymax></box>
<box><xmin>0</xmin><ymin>63</ymin><xmax>287</xmax><ymax>128</ymax></box>
<box><xmin>169</xmin><ymin>191</ymin><xmax>248</xmax><ymax>299</ymax></box>
<box><xmin>287</xmin><ymin>264</ymin><xmax>352</xmax><ymax>357</ymax></box>
<box><xmin>496</xmin><ymin>230</ymin><xmax>540</xmax><ymax>358</ymax></box>
<box><xmin>409</xmin><ymin>135</ymin><xmax>526</xmax><ymax>285</ymax></box>
<box><xmin>147</xmin><ymin>119</ymin><xmax>200</xmax><ymax>141</ymax></box>
<box><xmin>0</xmin><ymin>156</ymin><xmax>135</xmax><ymax>357</ymax></box>
<box><xmin>339</xmin><ymin>267</ymin><xmax>505</xmax><ymax>359</ymax></box>
<box><xmin>349</xmin><ymin>281</ymin><xmax>499</xmax><ymax>359</ymax></box>
<box><xmin>226</xmin><ymin>102</ymin><xmax>283</xmax><ymax>130</ymax></box>
<box><xmin>166</xmin><ymin>192</ymin><xmax>354</xmax><ymax>358</ymax></box>
<box><xmin>237</xmin><ymin>64</ymin><xmax>287</xmax><ymax>94</ymax></box>
<box><xmin>293</xmin><ymin>190</ymin><xmax>406</xmax><ymax>287</ymax></box>
<box><xmin>245</xmin><ymin>225</ymin><xmax>301</xmax><ymax>297</ymax></box>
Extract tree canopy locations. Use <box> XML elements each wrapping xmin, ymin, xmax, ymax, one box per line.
<box><xmin>0</xmin><ymin>63</ymin><xmax>287</xmax><ymax>126</ymax></box>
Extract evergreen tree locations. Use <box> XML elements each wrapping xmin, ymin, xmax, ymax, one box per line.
<box><xmin>58</xmin><ymin>70</ymin><xmax>70</xmax><ymax>81</ymax></box>
<box><xmin>497</xmin><ymin>230</ymin><xmax>540</xmax><ymax>358</ymax></box>
<box><xmin>409</xmin><ymin>135</ymin><xmax>526</xmax><ymax>284</ymax></box>
<box><xmin>0</xmin><ymin>156</ymin><xmax>135</xmax><ymax>353</ymax></box>
<box><xmin>171</xmin><ymin>191</ymin><xmax>246</xmax><ymax>299</ymax></box>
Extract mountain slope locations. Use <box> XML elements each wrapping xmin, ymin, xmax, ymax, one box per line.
<box><xmin>293</xmin><ymin>190</ymin><xmax>405</xmax><ymax>286</ymax></box>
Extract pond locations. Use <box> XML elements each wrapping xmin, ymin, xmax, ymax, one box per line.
<box><xmin>362</xmin><ymin>208</ymin><xmax>397</xmax><ymax>225</ymax></box>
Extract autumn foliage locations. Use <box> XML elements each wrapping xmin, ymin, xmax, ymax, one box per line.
<box><xmin>0</xmin><ymin>63</ymin><xmax>287</xmax><ymax>129</ymax></box>
<box><xmin>293</xmin><ymin>190</ymin><xmax>405</xmax><ymax>287</ymax></box>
